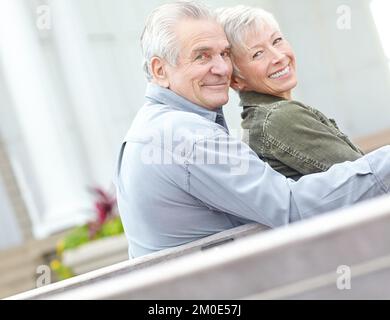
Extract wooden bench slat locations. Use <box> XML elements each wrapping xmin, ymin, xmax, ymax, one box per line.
<box><xmin>36</xmin><ymin>195</ymin><xmax>390</xmax><ymax>300</ymax></box>
<box><xmin>6</xmin><ymin>223</ymin><xmax>268</xmax><ymax>300</ymax></box>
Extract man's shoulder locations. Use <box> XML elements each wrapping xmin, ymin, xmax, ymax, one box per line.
<box><xmin>143</xmin><ymin>102</ymin><xmax>219</xmax><ymax>130</ymax></box>
<box><xmin>124</xmin><ymin>102</ymin><xmax>224</xmax><ymax>144</ymax></box>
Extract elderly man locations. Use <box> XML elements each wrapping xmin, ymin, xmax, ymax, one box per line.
<box><xmin>115</xmin><ymin>1</ymin><xmax>390</xmax><ymax>258</ymax></box>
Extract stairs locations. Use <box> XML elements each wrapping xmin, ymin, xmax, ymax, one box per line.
<box><xmin>0</xmin><ymin>232</ymin><xmax>66</xmax><ymax>298</ymax></box>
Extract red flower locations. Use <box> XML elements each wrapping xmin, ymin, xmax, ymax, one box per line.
<box><xmin>87</xmin><ymin>186</ymin><xmax>117</xmax><ymax>239</ymax></box>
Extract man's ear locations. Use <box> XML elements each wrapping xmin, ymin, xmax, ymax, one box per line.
<box><xmin>150</xmin><ymin>57</ymin><xmax>170</xmax><ymax>88</ymax></box>
<box><xmin>230</xmin><ymin>74</ymin><xmax>247</xmax><ymax>91</ymax></box>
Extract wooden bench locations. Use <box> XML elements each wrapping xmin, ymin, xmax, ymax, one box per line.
<box><xmin>25</xmin><ymin>194</ymin><xmax>390</xmax><ymax>300</ymax></box>
<box><xmin>6</xmin><ymin>223</ymin><xmax>268</xmax><ymax>300</ymax></box>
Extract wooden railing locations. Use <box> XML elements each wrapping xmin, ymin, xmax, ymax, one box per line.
<box><xmin>354</xmin><ymin>128</ymin><xmax>390</xmax><ymax>153</ymax></box>
<box><xmin>6</xmin><ymin>223</ymin><xmax>268</xmax><ymax>300</ymax></box>
<box><xmin>12</xmin><ymin>194</ymin><xmax>390</xmax><ymax>300</ymax></box>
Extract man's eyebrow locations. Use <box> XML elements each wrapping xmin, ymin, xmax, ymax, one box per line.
<box><xmin>191</xmin><ymin>45</ymin><xmax>231</xmax><ymax>54</ymax></box>
<box><xmin>249</xmin><ymin>31</ymin><xmax>280</xmax><ymax>50</ymax></box>
<box><xmin>192</xmin><ymin>46</ymin><xmax>212</xmax><ymax>54</ymax></box>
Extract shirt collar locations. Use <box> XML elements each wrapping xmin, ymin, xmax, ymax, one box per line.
<box><xmin>145</xmin><ymin>82</ymin><xmax>225</xmax><ymax>123</ymax></box>
<box><xmin>239</xmin><ymin>91</ymin><xmax>287</xmax><ymax>107</ymax></box>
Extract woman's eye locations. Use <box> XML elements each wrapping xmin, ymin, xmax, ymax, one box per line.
<box><xmin>273</xmin><ymin>37</ymin><xmax>283</xmax><ymax>45</ymax></box>
<box><xmin>253</xmin><ymin>51</ymin><xmax>264</xmax><ymax>59</ymax></box>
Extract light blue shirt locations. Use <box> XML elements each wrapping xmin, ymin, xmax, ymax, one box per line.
<box><xmin>115</xmin><ymin>83</ymin><xmax>390</xmax><ymax>258</ymax></box>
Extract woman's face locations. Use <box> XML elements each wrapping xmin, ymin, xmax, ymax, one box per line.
<box><xmin>232</xmin><ymin>23</ymin><xmax>297</xmax><ymax>99</ymax></box>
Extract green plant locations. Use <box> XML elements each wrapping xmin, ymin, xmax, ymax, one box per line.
<box><xmin>52</xmin><ymin>187</ymin><xmax>124</xmax><ymax>280</ymax></box>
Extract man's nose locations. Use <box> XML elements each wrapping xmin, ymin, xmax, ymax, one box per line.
<box><xmin>210</xmin><ymin>55</ymin><xmax>232</xmax><ymax>76</ymax></box>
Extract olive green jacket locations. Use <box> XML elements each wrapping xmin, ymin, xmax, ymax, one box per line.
<box><xmin>240</xmin><ymin>91</ymin><xmax>364</xmax><ymax>180</ymax></box>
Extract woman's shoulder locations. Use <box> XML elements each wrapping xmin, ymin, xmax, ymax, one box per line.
<box><xmin>240</xmin><ymin>92</ymin><xmax>327</xmax><ymax>127</ymax></box>
<box><xmin>261</xmin><ymin>99</ymin><xmax>316</xmax><ymax>123</ymax></box>
<box><xmin>275</xmin><ymin>97</ymin><xmax>336</xmax><ymax>123</ymax></box>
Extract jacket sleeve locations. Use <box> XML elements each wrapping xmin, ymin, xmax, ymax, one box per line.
<box><xmin>260</xmin><ymin>103</ymin><xmax>363</xmax><ymax>175</ymax></box>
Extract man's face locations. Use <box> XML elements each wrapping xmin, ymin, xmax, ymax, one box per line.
<box><xmin>165</xmin><ymin>19</ymin><xmax>233</xmax><ymax>110</ymax></box>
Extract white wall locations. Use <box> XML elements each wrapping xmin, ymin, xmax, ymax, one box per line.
<box><xmin>267</xmin><ymin>0</ymin><xmax>390</xmax><ymax>137</ymax></box>
<box><xmin>74</xmin><ymin>0</ymin><xmax>390</xmax><ymax>140</ymax></box>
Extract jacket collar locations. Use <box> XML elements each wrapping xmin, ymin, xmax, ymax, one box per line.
<box><xmin>239</xmin><ymin>91</ymin><xmax>287</xmax><ymax>107</ymax></box>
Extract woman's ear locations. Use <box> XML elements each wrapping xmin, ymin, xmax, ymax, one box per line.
<box><xmin>231</xmin><ymin>74</ymin><xmax>247</xmax><ymax>91</ymax></box>
<box><xmin>150</xmin><ymin>57</ymin><xmax>170</xmax><ymax>88</ymax></box>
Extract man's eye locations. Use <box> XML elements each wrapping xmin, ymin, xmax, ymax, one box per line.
<box><xmin>253</xmin><ymin>50</ymin><xmax>264</xmax><ymax>59</ymax></box>
<box><xmin>195</xmin><ymin>53</ymin><xmax>210</xmax><ymax>61</ymax></box>
<box><xmin>273</xmin><ymin>37</ymin><xmax>283</xmax><ymax>45</ymax></box>
<box><xmin>221</xmin><ymin>50</ymin><xmax>231</xmax><ymax>58</ymax></box>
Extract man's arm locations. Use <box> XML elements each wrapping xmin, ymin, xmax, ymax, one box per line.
<box><xmin>186</xmin><ymin>133</ymin><xmax>389</xmax><ymax>228</ymax></box>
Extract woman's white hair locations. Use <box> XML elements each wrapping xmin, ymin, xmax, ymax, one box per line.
<box><xmin>141</xmin><ymin>1</ymin><xmax>215</xmax><ymax>81</ymax></box>
<box><xmin>216</xmin><ymin>5</ymin><xmax>280</xmax><ymax>76</ymax></box>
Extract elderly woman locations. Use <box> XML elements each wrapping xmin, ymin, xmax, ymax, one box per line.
<box><xmin>218</xmin><ymin>6</ymin><xmax>364</xmax><ymax>180</ymax></box>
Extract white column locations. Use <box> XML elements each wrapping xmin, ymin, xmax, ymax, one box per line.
<box><xmin>0</xmin><ymin>0</ymin><xmax>92</xmax><ymax>237</ymax></box>
<box><xmin>49</xmin><ymin>0</ymin><xmax>118</xmax><ymax>187</ymax></box>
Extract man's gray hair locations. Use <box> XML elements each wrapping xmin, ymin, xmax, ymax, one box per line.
<box><xmin>141</xmin><ymin>1</ymin><xmax>215</xmax><ymax>81</ymax></box>
<box><xmin>216</xmin><ymin>5</ymin><xmax>280</xmax><ymax>56</ymax></box>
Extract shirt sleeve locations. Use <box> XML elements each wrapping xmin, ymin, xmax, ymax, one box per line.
<box><xmin>185</xmin><ymin>132</ymin><xmax>389</xmax><ymax>228</ymax></box>
<box><xmin>262</xmin><ymin>103</ymin><xmax>363</xmax><ymax>175</ymax></box>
